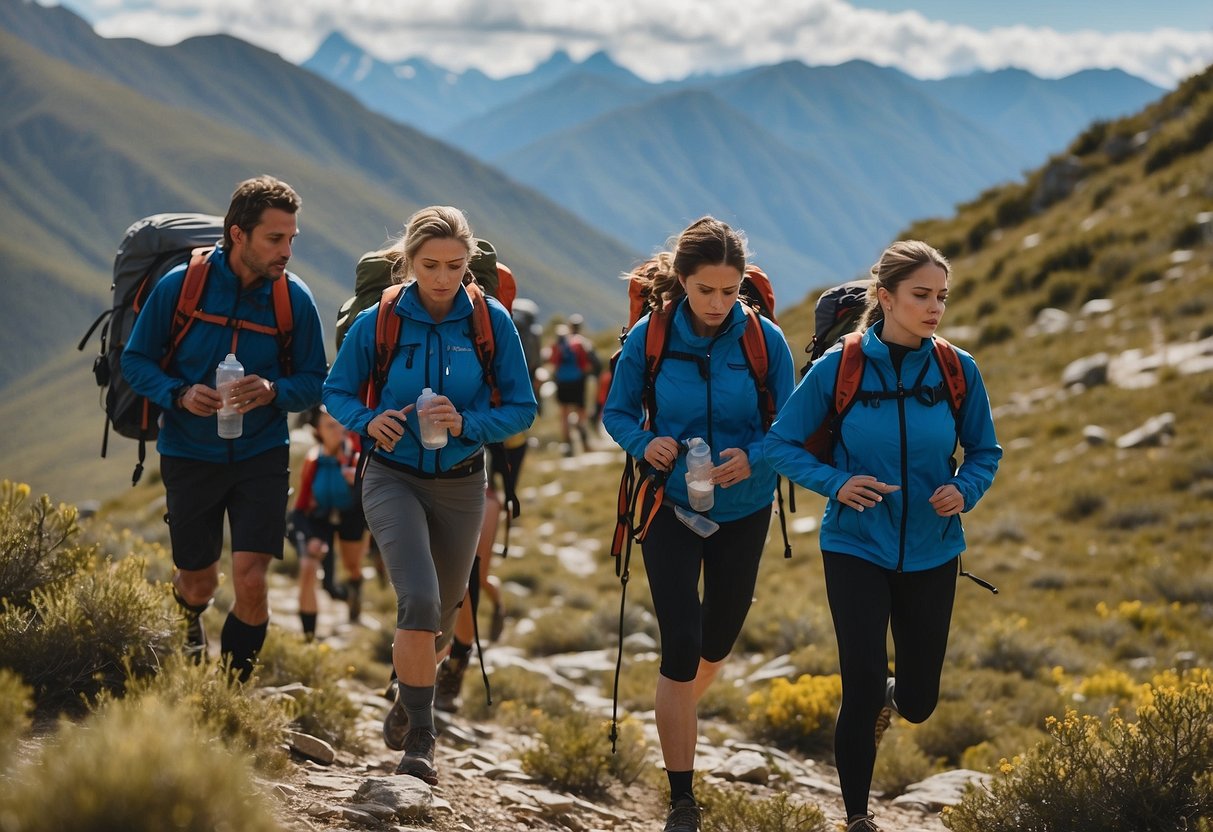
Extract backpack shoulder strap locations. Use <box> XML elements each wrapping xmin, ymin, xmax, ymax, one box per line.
<box><xmin>465</xmin><ymin>281</ymin><xmax>501</xmax><ymax>407</ymax></box>
<box><xmin>738</xmin><ymin>305</ymin><xmax>775</xmax><ymax>429</ymax></box>
<box><xmin>640</xmin><ymin>308</ymin><xmax>673</xmax><ymax>430</ymax></box>
<box><xmin>931</xmin><ymin>335</ymin><xmax>967</xmax><ymax>413</ymax></box>
<box><xmin>834</xmin><ymin>331</ymin><xmax>866</xmax><ymax>415</ymax></box>
<box><xmin>270</xmin><ymin>274</ymin><xmax>295</xmax><ymax>374</ymax></box>
<box><xmin>165</xmin><ymin>247</ymin><xmax>213</xmax><ymax>364</ymax></box>
<box><xmin>368</xmin><ymin>284</ymin><xmax>405</xmax><ymax>408</ymax></box>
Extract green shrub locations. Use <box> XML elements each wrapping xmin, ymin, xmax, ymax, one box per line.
<box><xmin>1070</xmin><ymin>120</ymin><xmax>1109</xmax><ymax>156</ymax></box>
<box><xmin>462</xmin><ymin>664</ymin><xmax>576</xmax><ymax>721</ymax></box>
<box><xmin>746</xmin><ymin>674</ymin><xmax>841</xmax><ymax>754</ymax></box>
<box><xmin>254</xmin><ymin>632</ymin><xmax>363</xmax><ymax>751</ymax></box>
<box><xmin>0</xmin><ymin>694</ymin><xmax>283</xmax><ymax>832</ymax></box>
<box><xmin>1144</xmin><ymin>104</ymin><xmax>1213</xmax><ymax>173</ymax></box>
<box><xmin>942</xmin><ymin>670</ymin><xmax>1213</xmax><ymax>832</ymax></box>
<box><xmin>521</xmin><ymin>608</ymin><xmax>607</xmax><ymax>655</ymax></box>
<box><xmin>0</xmin><ymin>668</ymin><xmax>32</xmax><ymax>768</ymax></box>
<box><xmin>872</xmin><ymin>730</ymin><xmax>939</xmax><ymax>796</ymax></box>
<box><xmin>520</xmin><ymin>710</ymin><xmax>648</xmax><ymax>797</ymax></box>
<box><xmin>604</xmin><ymin>655</ymin><xmax>659</xmax><ymax>712</ymax></box>
<box><xmin>0</xmin><ymin>481</ymin><xmax>91</xmax><ymax>607</ymax></box>
<box><xmin>911</xmin><ymin>698</ymin><xmax>996</xmax><ymax>765</ymax></box>
<box><xmin>959</xmin><ymin>724</ymin><xmax>1050</xmax><ymax>773</ymax></box>
<box><xmin>977</xmin><ymin>322</ymin><xmax>1014</xmax><ymax>348</ymax></box>
<box><xmin>696</xmin><ymin>779</ymin><xmax>829</xmax><ymax>831</ymax></box>
<box><xmin>127</xmin><ymin>656</ymin><xmax>291</xmax><ymax>774</ymax></box>
<box><xmin>971</xmin><ymin>615</ymin><xmax>1061</xmax><ymax>679</ymax></box>
<box><xmin>1057</xmin><ymin>490</ymin><xmax>1104</xmax><ymax>522</ymax></box>
<box><xmin>698</xmin><ymin>677</ymin><xmax>753</xmax><ymax>723</ymax></box>
<box><xmin>0</xmin><ymin>555</ymin><xmax>179</xmax><ymax>713</ymax></box>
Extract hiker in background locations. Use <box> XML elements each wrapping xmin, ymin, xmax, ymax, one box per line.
<box><xmin>547</xmin><ymin>313</ymin><xmax>600</xmax><ymax>455</ymax></box>
<box><xmin>764</xmin><ymin>241</ymin><xmax>1002</xmax><ymax>832</ymax></box>
<box><xmin>602</xmin><ymin>217</ymin><xmax>795</xmax><ymax>832</ymax></box>
<box><xmin>288</xmin><ymin>406</ymin><xmax>369</xmax><ymax>640</ymax></box>
<box><xmin>511</xmin><ymin>297</ymin><xmax>544</xmax><ymax>409</ymax></box>
<box><xmin>122</xmin><ymin>175</ymin><xmax>327</xmax><ymax>679</ymax></box>
<box><xmin>323</xmin><ymin>206</ymin><xmax>537</xmax><ymax>785</ymax></box>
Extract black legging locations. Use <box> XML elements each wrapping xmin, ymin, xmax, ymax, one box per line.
<box><xmin>642</xmin><ymin>504</ymin><xmax>772</xmax><ymax>682</ymax></box>
<box><xmin>822</xmin><ymin>550</ymin><xmax>958</xmax><ymax>819</ymax></box>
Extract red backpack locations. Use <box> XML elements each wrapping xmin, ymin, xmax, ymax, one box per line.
<box><xmin>804</xmin><ymin>331</ymin><xmax>967</xmax><ymax>465</ymax></box>
<box><xmin>607</xmin><ymin>262</ymin><xmax>786</xmax><ymax>566</ymax></box>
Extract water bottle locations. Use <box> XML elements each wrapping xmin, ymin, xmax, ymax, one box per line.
<box><xmin>416</xmin><ymin>387</ymin><xmax>448</xmax><ymax>450</ymax></box>
<box><xmin>684</xmin><ymin>437</ymin><xmax>714</xmax><ymax>512</ymax></box>
<box><xmin>215</xmin><ymin>353</ymin><xmax>244</xmax><ymax>439</ymax></box>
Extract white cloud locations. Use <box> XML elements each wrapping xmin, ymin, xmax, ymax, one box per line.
<box><xmin>83</xmin><ymin>0</ymin><xmax>1213</xmax><ymax>87</ymax></box>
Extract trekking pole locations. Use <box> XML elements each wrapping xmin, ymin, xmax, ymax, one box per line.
<box><xmin>608</xmin><ymin>532</ymin><xmax>633</xmax><ymax>755</ymax></box>
<box><xmin>467</xmin><ymin>557</ymin><xmax>493</xmax><ymax>707</ymax></box>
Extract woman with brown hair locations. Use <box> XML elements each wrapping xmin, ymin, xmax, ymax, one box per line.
<box><xmin>603</xmin><ymin>217</ymin><xmax>795</xmax><ymax>832</ymax></box>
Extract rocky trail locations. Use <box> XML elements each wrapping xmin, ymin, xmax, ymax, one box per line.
<box><xmin>262</xmin><ymin>588</ymin><xmax>975</xmax><ymax>832</ymax></box>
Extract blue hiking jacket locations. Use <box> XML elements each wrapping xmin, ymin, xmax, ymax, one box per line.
<box><xmin>603</xmin><ymin>298</ymin><xmax>795</xmax><ymax>523</ymax></box>
<box><xmin>121</xmin><ymin>246</ymin><xmax>327</xmax><ymax>463</ymax></box>
<box><xmin>322</xmin><ymin>281</ymin><xmax>537</xmax><ymax>472</ymax></box>
<box><xmin>763</xmin><ymin>323</ymin><xmax>1002</xmax><ymax>572</ymax></box>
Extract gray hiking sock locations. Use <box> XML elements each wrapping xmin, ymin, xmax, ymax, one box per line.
<box><xmin>399</xmin><ymin>683</ymin><xmax>436</xmax><ymax>733</ymax></box>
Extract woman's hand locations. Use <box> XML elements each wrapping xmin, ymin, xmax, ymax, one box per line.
<box><xmin>420</xmin><ymin>393</ymin><xmax>464</xmax><ymax>437</ymax></box>
<box><xmin>644</xmin><ymin>436</ymin><xmax>681</xmax><ymax>472</ymax></box>
<box><xmin>368</xmin><ymin>406</ymin><xmax>413</xmax><ymax>453</ymax></box>
<box><xmin>713</xmin><ymin>447</ymin><xmax>751</xmax><ymax>488</ymax></box>
<box><xmin>836</xmin><ymin>475</ymin><xmax>900</xmax><ymax>511</ymax></box>
<box><xmin>929</xmin><ymin>483</ymin><xmax>964</xmax><ymax>516</ymax></box>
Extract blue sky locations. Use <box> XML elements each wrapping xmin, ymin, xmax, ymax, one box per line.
<box><xmin>847</xmin><ymin>0</ymin><xmax>1212</xmax><ymax>33</ymax></box>
<box><xmin>48</xmin><ymin>0</ymin><xmax>1213</xmax><ymax>87</ymax></box>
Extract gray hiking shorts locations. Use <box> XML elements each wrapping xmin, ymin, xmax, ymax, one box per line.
<box><xmin>361</xmin><ymin>454</ymin><xmax>486</xmax><ymax>649</ymax></box>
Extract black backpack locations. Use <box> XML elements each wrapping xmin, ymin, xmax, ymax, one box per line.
<box><xmin>78</xmin><ymin>214</ymin><xmax>224</xmax><ymax>484</ymax></box>
<box><xmin>802</xmin><ymin>278</ymin><xmax>871</xmax><ymax>374</ymax></box>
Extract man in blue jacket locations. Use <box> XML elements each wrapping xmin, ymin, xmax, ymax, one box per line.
<box><xmin>123</xmin><ymin>175</ymin><xmax>328</xmax><ymax>678</ymax></box>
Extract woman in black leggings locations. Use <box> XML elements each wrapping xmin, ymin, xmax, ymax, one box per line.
<box><xmin>764</xmin><ymin>241</ymin><xmax>1001</xmax><ymax>832</ymax></box>
<box><xmin>603</xmin><ymin>217</ymin><xmax>795</xmax><ymax>832</ymax></box>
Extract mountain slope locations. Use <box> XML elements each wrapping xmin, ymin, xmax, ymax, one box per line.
<box><xmin>0</xmin><ymin>10</ymin><xmax>636</xmax><ymax>505</ymax></box>
<box><xmin>497</xmin><ymin>88</ymin><xmax>904</xmax><ymax>295</ymax></box>
<box><xmin>911</xmin><ymin>67</ymin><xmax>1165</xmax><ymax>166</ymax></box>
<box><xmin>443</xmin><ymin>70</ymin><xmax>658</xmax><ymax>160</ymax></box>
<box><xmin>704</xmin><ymin>60</ymin><xmax>1024</xmax><ymax>219</ymax></box>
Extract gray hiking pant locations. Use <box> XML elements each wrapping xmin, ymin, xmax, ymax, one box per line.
<box><xmin>361</xmin><ymin>456</ymin><xmax>485</xmax><ymax>651</ymax></box>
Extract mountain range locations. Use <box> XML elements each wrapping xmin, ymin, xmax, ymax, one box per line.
<box><xmin>306</xmin><ymin>33</ymin><xmax>1166</xmax><ymax>290</ymax></box>
<box><xmin>0</xmin><ymin>0</ymin><xmax>635</xmax><ymax>502</ymax></box>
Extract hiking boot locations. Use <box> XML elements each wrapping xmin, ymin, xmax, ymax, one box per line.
<box><xmin>183</xmin><ymin>612</ymin><xmax>207</xmax><ymax>663</ymax></box>
<box><xmin>433</xmin><ymin>657</ymin><xmax>468</xmax><ymax>713</ymax></box>
<box><xmin>874</xmin><ymin>677</ymin><xmax>896</xmax><ymax>750</ymax></box>
<box><xmin>489</xmin><ymin>602</ymin><xmax>506</xmax><ymax>643</ymax></box>
<box><xmin>394</xmin><ymin>727</ymin><xmax>438</xmax><ymax>784</ymax></box>
<box><xmin>663</xmin><ymin>796</ymin><xmax>702</xmax><ymax>832</ymax></box>
<box><xmin>345</xmin><ymin>580</ymin><xmax>362</xmax><ymax>622</ymax></box>
<box><xmin>846</xmin><ymin>813</ymin><xmax>883</xmax><ymax>832</ymax></box>
<box><xmin>383</xmin><ymin>684</ymin><xmax>410</xmax><ymax>751</ymax></box>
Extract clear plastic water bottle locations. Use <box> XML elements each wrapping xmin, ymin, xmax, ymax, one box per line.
<box><xmin>685</xmin><ymin>437</ymin><xmax>714</xmax><ymax>512</ymax></box>
<box><xmin>416</xmin><ymin>387</ymin><xmax>448</xmax><ymax>450</ymax></box>
<box><xmin>215</xmin><ymin>353</ymin><xmax>244</xmax><ymax>439</ymax></box>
